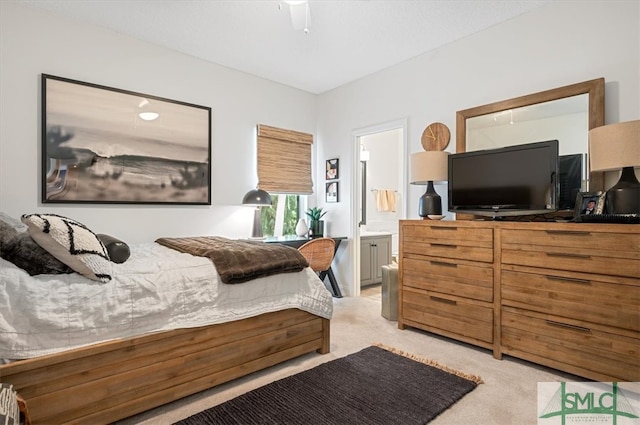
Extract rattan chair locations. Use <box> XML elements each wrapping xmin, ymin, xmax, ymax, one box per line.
<box><xmin>298</xmin><ymin>237</ymin><xmax>336</xmax><ymax>273</ymax></box>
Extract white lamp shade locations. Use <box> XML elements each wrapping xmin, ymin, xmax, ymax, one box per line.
<box><xmin>410</xmin><ymin>151</ymin><xmax>449</xmax><ymax>184</ymax></box>
<box><xmin>589</xmin><ymin>120</ymin><xmax>640</xmax><ymax>171</ymax></box>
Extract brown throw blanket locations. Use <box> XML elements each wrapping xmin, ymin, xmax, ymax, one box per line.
<box><xmin>155</xmin><ymin>236</ymin><xmax>309</xmax><ymax>284</ymax></box>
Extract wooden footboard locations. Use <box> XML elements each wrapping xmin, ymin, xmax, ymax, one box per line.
<box><xmin>0</xmin><ymin>309</ymin><xmax>330</xmax><ymax>425</ymax></box>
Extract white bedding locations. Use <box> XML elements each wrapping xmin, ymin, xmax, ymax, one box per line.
<box><xmin>0</xmin><ymin>242</ymin><xmax>333</xmax><ymax>360</ymax></box>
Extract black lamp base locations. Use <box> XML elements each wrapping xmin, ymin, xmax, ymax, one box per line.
<box><xmin>418</xmin><ymin>181</ymin><xmax>442</xmax><ymax>218</ymax></box>
<box><xmin>606</xmin><ymin>166</ymin><xmax>640</xmax><ymax>214</ymax></box>
<box><xmin>251</xmin><ymin>207</ymin><xmax>264</xmax><ymax>239</ymax></box>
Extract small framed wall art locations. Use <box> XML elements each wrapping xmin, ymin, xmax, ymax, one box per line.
<box><xmin>326</xmin><ymin>181</ymin><xmax>339</xmax><ymax>203</ymax></box>
<box><xmin>41</xmin><ymin>74</ymin><xmax>212</xmax><ymax>205</ymax></box>
<box><xmin>326</xmin><ymin>158</ymin><xmax>339</xmax><ymax>180</ymax></box>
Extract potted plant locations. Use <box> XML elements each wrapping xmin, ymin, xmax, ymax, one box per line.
<box><xmin>305</xmin><ymin>207</ymin><xmax>327</xmax><ymax>237</ymax></box>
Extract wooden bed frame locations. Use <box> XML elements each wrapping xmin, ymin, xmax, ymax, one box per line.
<box><xmin>0</xmin><ymin>308</ymin><xmax>330</xmax><ymax>425</ymax></box>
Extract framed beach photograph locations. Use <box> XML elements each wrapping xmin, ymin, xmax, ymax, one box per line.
<box><xmin>574</xmin><ymin>191</ymin><xmax>605</xmax><ymax>219</ymax></box>
<box><xmin>326</xmin><ymin>181</ymin><xmax>339</xmax><ymax>203</ymax></box>
<box><xmin>326</xmin><ymin>158</ymin><xmax>339</xmax><ymax>180</ymax></box>
<box><xmin>41</xmin><ymin>74</ymin><xmax>212</xmax><ymax>204</ymax></box>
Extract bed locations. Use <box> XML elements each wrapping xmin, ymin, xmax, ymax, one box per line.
<box><xmin>0</xmin><ymin>214</ymin><xmax>333</xmax><ymax>424</ymax></box>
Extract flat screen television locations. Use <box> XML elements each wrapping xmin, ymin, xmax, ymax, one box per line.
<box><xmin>448</xmin><ymin>140</ymin><xmax>559</xmax><ymax>217</ymax></box>
<box><xmin>558</xmin><ymin>153</ymin><xmax>584</xmax><ymax>210</ymax></box>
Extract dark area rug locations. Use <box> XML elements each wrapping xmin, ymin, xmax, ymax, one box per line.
<box><xmin>174</xmin><ymin>344</ymin><xmax>482</xmax><ymax>425</ymax></box>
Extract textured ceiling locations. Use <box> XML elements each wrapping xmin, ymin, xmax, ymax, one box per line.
<box><xmin>19</xmin><ymin>0</ymin><xmax>552</xmax><ymax>94</ymax></box>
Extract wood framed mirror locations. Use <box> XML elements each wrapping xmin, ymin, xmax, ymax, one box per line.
<box><xmin>456</xmin><ymin>78</ymin><xmax>605</xmax><ymax>191</ymax></box>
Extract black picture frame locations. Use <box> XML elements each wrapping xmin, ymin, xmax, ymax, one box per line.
<box><xmin>326</xmin><ymin>181</ymin><xmax>339</xmax><ymax>203</ymax></box>
<box><xmin>326</xmin><ymin>158</ymin><xmax>339</xmax><ymax>180</ymax></box>
<box><xmin>574</xmin><ymin>191</ymin><xmax>605</xmax><ymax>219</ymax></box>
<box><xmin>42</xmin><ymin>74</ymin><xmax>212</xmax><ymax>204</ymax></box>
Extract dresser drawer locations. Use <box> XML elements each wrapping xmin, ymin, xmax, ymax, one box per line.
<box><xmin>502</xmin><ymin>228</ymin><xmax>639</xmax><ymax>253</ymax></box>
<box><xmin>403</xmin><ymin>242</ymin><xmax>493</xmax><ymax>263</ymax></box>
<box><xmin>403</xmin><ymin>254</ymin><xmax>493</xmax><ymax>302</ymax></box>
<box><xmin>501</xmin><ymin>228</ymin><xmax>639</xmax><ymax>268</ymax></box>
<box><xmin>502</xmin><ymin>307</ymin><xmax>639</xmax><ymax>381</ymax></box>
<box><xmin>402</xmin><ymin>287</ymin><xmax>493</xmax><ymax>344</ymax></box>
<box><xmin>401</xmin><ymin>222</ymin><xmax>493</xmax><ymax>263</ymax></box>
<box><xmin>501</xmin><ymin>267</ymin><xmax>640</xmax><ymax>332</ymax></box>
<box><xmin>502</xmin><ymin>247</ymin><xmax>639</xmax><ymax>278</ymax></box>
<box><xmin>404</xmin><ymin>223</ymin><xmax>493</xmax><ymax>245</ymax></box>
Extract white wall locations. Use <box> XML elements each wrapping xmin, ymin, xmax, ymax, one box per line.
<box><xmin>1</xmin><ymin>1</ymin><xmax>638</xmax><ymax>297</ymax></box>
<box><xmin>361</xmin><ymin>129</ymin><xmax>403</xmax><ymax>254</ymax></box>
<box><xmin>0</xmin><ymin>2</ymin><xmax>317</xmax><ymax>243</ymax></box>
<box><xmin>317</xmin><ymin>0</ymin><xmax>639</xmax><ymax>295</ymax></box>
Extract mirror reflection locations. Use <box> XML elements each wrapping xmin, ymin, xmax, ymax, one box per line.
<box><xmin>456</xmin><ymin>78</ymin><xmax>605</xmax><ymax>191</ymax></box>
<box><xmin>466</xmin><ymin>94</ymin><xmax>588</xmax><ymax>156</ymax></box>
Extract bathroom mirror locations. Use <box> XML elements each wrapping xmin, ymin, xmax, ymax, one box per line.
<box><xmin>456</xmin><ymin>78</ymin><xmax>605</xmax><ymax>190</ymax></box>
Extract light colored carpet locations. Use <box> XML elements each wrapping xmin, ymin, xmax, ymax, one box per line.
<box><xmin>115</xmin><ymin>284</ymin><xmax>579</xmax><ymax>425</ymax></box>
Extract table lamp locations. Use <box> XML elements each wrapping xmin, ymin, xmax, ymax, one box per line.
<box><xmin>242</xmin><ymin>189</ymin><xmax>272</xmax><ymax>238</ymax></box>
<box><xmin>410</xmin><ymin>151</ymin><xmax>449</xmax><ymax>218</ymax></box>
<box><xmin>589</xmin><ymin>120</ymin><xmax>640</xmax><ymax>214</ymax></box>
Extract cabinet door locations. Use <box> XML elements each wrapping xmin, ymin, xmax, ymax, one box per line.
<box><xmin>373</xmin><ymin>236</ymin><xmax>392</xmax><ymax>281</ymax></box>
<box><xmin>360</xmin><ymin>238</ymin><xmax>374</xmax><ymax>285</ymax></box>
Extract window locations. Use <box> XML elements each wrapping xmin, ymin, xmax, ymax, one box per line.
<box><xmin>255</xmin><ymin>124</ymin><xmax>313</xmax><ymax>237</ymax></box>
<box><xmin>256</xmin><ymin>124</ymin><xmax>313</xmax><ymax>195</ymax></box>
<box><xmin>260</xmin><ymin>194</ymin><xmax>301</xmax><ymax>237</ymax></box>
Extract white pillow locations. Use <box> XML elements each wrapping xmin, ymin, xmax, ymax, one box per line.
<box><xmin>0</xmin><ymin>212</ymin><xmax>27</xmax><ymax>232</ymax></box>
<box><xmin>21</xmin><ymin>213</ymin><xmax>112</xmax><ymax>282</ymax></box>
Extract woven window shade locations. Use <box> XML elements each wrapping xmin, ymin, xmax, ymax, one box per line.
<box><xmin>257</xmin><ymin>124</ymin><xmax>314</xmax><ymax>194</ymax></box>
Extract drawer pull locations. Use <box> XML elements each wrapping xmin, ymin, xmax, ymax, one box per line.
<box><xmin>545</xmin><ymin>230</ymin><xmax>592</xmax><ymax>236</ymax></box>
<box><xmin>546</xmin><ymin>252</ymin><xmax>591</xmax><ymax>259</ymax></box>
<box><xmin>430</xmin><ymin>243</ymin><xmax>456</xmax><ymax>249</ymax></box>
<box><xmin>545</xmin><ymin>275</ymin><xmax>591</xmax><ymax>285</ymax></box>
<box><xmin>430</xmin><ymin>296</ymin><xmax>457</xmax><ymax>305</ymax></box>
<box><xmin>545</xmin><ymin>320</ymin><xmax>591</xmax><ymax>333</ymax></box>
<box><xmin>433</xmin><ymin>227</ymin><xmax>458</xmax><ymax>231</ymax></box>
<box><xmin>431</xmin><ymin>261</ymin><xmax>457</xmax><ymax>268</ymax></box>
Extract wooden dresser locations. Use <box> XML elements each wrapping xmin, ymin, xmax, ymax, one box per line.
<box><xmin>399</xmin><ymin>220</ymin><xmax>496</xmax><ymax>353</ymax></box>
<box><xmin>398</xmin><ymin>220</ymin><xmax>640</xmax><ymax>381</ymax></box>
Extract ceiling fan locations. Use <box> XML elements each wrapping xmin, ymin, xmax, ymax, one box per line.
<box><xmin>279</xmin><ymin>0</ymin><xmax>311</xmax><ymax>34</ymax></box>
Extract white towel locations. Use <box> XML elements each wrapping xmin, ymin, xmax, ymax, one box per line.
<box><xmin>376</xmin><ymin>190</ymin><xmax>396</xmax><ymax>212</ymax></box>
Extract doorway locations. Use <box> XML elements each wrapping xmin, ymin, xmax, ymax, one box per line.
<box><xmin>351</xmin><ymin>119</ymin><xmax>407</xmax><ymax>297</ymax></box>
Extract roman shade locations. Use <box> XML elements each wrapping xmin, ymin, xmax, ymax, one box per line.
<box><xmin>257</xmin><ymin>124</ymin><xmax>314</xmax><ymax>194</ymax></box>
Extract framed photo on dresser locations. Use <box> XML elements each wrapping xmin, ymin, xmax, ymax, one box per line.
<box><xmin>574</xmin><ymin>191</ymin><xmax>605</xmax><ymax>219</ymax></box>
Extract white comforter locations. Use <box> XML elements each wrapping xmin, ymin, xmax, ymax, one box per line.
<box><xmin>0</xmin><ymin>242</ymin><xmax>333</xmax><ymax>360</ymax></box>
